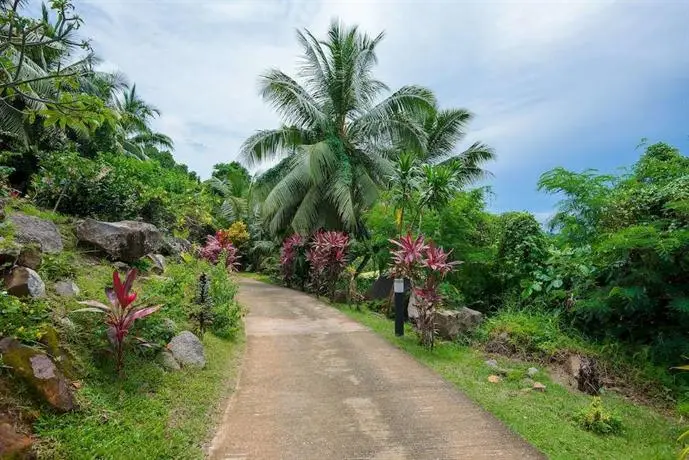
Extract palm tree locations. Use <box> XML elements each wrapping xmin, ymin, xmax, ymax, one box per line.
<box><xmin>415</xmin><ymin>104</ymin><xmax>495</xmax><ymax>185</ymax></box>
<box><xmin>241</xmin><ymin>20</ymin><xmax>435</xmax><ymax>236</ymax></box>
<box><xmin>112</xmin><ymin>84</ymin><xmax>173</xmax><ymax>159</ymax></box>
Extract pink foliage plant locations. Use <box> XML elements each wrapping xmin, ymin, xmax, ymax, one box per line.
<box><xmin>200</xmin><ymin>230</ymin><xmax>241</xmax><ymax>271</ymax></box>
<box><xmin>306</xmin><ymin>230</ymin><xmax>350</xmax><ymax>299</ymax></box>
<box><xmin>390</xmin><ymin>234</ymin><xmax>460</xmax><ymax>348</ymax></box>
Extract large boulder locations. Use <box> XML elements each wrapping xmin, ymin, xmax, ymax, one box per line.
<box><xmin>54</xmin><ymin>280</ymin><xmax>80</xmax><ymax>297</ymax></box>
<box><xmin>434</xmin><ymin>307</ymin><xmax>484</xmax><ymax>341</ymax></box>
<box><xmin>0</xmin><ymin>338</ymin><xmax>75</xmax><ymax>412</ymax></box>
<box><xmin>76</xmin><ymin>219</ymin><xmax>162</xmax><ymax>262</ymax></box>
<box><xmin>4</xmin><ymin>267</ymin><xmax>45</xmax><ymax>298</ymax></box>
<box><xmin>158</xmin><ymin>349</ymin><xmax>181</xmax><ymax>371</ymax></box>
<box><xmin>8</xmin><ymin>213</ymin><xmax>63</xmax><ymax>253</ymax></box>
<box><xmin>167</xmin><ymin>331</ymin><xmax>205</xmax><ymax>368</ymax></box>
<box><xmin>161</xmin><ymin>236</ymin><xmax>192</xmax><ymax>257</ymax></box>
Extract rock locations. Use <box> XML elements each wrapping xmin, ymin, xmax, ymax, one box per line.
<box><xmin>532</xmin><ymin>381</ymin><xmax>547</xmax><ymax>392</ymax></box>
<box><xmin>0</xmin><ymin>418</ymin><xmax>33</xmax><ymax>459</ymax></box>
<box><xmin>54</xmin><ymin>280</ymin><xmax>80</xmax><ymax>297</ymax></box>
<box><xmin>0</xmin><ymin>238</ymin><xmax>21</xmax><ymax>267</ymax></box>
<box><xmin>158</xmin><ymin>350</ymin><xmax>181</xmax><ymax>371</ymax></box>
<box><xmin>485</xmin><ymin>359</ymin><xmax>499</xmax><ymax>368</ymax></box>
<box><xmin>161</xmin><ymin>236</ymin><xmax>192</xmax><ymax>257</ymax></box>
<box><xmin>76</xmin><ymin>219</ymin><xmax>162</xmax><ymax>262</ymax></box>
<box><xmin>147</xmin><ymin>253</ymin><xmax>165</xmax><ymax>274</ymax></box>
<box><xmin>433</xmin><ymin>307</ymin><xmax>484</xmax><ymax>341</ymax></box>
<box><xmin>487</xmin><ymin>375</ymin><xmax>502</xmax><ymax>383</ymax></box>
<box><xmin>4</xmin><ymin>267</ymin><xmax>45</xmax><ymax>298</ymax></box>
<box><xmin>407</xmin><ymin>291</ymin><xmax>419</xmax><ymax>320</ymax></box>
<box><xmin>8</xmin><ymin>213</ymin><xmax>63</xmax><ymax>253</ymax></box>
<box><xmin>0</xmin><ymin>339</ymin><xmax>75</xmax><ymax>412</ymax></box>
<box><xmin>39</xmin><ymin>326</ymin><xmax>77</xmax><ymax>379</ymax></box>
<box><xmin>167</xmin><ymin>331</ymin><xmax>205</xmax><ymax>368</ymax></box>
<box><xmin>527</xmin><ymin>367</ymin><xmax>539</xmax><ymax>377</ymax></box>
<box><xmin>17</xmin><ymin>246</ymin><xmax>42</xmax><ymax>270</ymax></box>
<box><xmin>331</xmin><ymin>290</ymin><xmax>348</xmax><ymax>303</ymax></box>
<box><xmin>113</xmin><ymin>261</ymin><xmax>129</xmax><ymax>272</ymax></box>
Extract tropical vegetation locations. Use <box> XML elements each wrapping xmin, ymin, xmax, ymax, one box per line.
<box><xmin>1</xmin><ymin>1</ymin><xmax>688</xmax><ymax>458</ymax></box>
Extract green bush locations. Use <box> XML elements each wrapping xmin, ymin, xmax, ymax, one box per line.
<box><xmin>573</xmin><ymin>397</ymin><xmax>623</xmax><ymax>435</ymax></box>
<box><xmin>208</xmin><ymin>254</ymin><xmax>241</xmax><ymax>338</ymax></box>
<box><xmin>39</xmin><ymin>252</ymin><xmax>78</xmax><ymax>281</ymax></box>
<box><xmin>31</xmin><ymin>151</ymin><xmax>216</xmax><ymax>238</ymax></box>
<box><xmin>0</xmin><ymin>293</ymin><xmax>51</xmax><ymax>343</ymax></box>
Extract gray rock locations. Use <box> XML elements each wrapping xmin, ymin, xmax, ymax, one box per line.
<box><xmin>532</xmin><ymin>381</ymin><xmax>547</xmax><ymax>392</ymax></box>
<box><xmin>434</xmin><ymin>307</ymin><xmax>484</xmax><ymax>341</ymax></box>
<box><xmin>4</xmin><ymin>266</ymin><xmax>45</xmax><ymax>298</ymax></box>
<box><xmin>158</xmin><ymin>349</ymin><xmax>181</xmax><ymax>371</ymax></box>
<box><xmin>167</xmin><ymin>331</ymin><xmax>205</xmax><ymax>368</ymax></box>
<box><xmin>113</xmin><ymin>261</ymin><xmax>129</xmax><ymax>272</ymax></box>
<box><xmin>527</xmin><ymin>367</ymin><xmax>539</xmax><ymax>377</ymax></box>
<box><xmin>17</xmin><ymin>246</ymin><xmax>42</xmax><ymax>270</ymax></box>
<box><xmin>408</xmin><ymin>291</ymin><xmax>419</xmax><ymax>320</ymax></box>
<box><xmin>0</xmin><ymin>338</ymin><xmax>75</xmax><ymax>412</ymax></box>
<box><xmin>147</xmin><ymin>253</ymin><xmax>165</xmax><ymax>274</ymax></box>
<box><xmin>76</xmin><ymin>219</ymin><xmax>162</xmax><ymax>262</ymax></box>
<box><xmin>9</xmin><ymin>213</ymin><xmax>63</xmax><ymax>253</ymax></box>
<box><xmin>54</xmin><ymin>280</ymin><xmax>80</xmax><ymax>297</ymax></box>
<box><xmin>161</xmin><ymin>236</ymin><xmax>192</xmax><ymax>257</ymax></box>
<box><xmin>485</xmin><ymin>359</ymin><xmax>499</xmax><ymax>369</ymax></box>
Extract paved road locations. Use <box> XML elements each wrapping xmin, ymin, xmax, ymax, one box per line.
<box><xmin>209</xmin><ymin>278</ymin><xmax>543</xmax><ymax>460</ymax></box>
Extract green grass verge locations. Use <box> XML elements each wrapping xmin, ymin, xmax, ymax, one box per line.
<box><xmin>33</xmin><ymin>333</ymin><xmax>243</xmax><ymax>459</ymax></box>
<box><xmin>334</xmin><ymin>305</ymin><xmax>683</xmax><ymax>460</ymax></box>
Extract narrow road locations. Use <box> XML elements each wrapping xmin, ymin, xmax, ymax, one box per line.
<box><xmin>209</xmin><ymin>278</ymin><xmax>543</xmax><ymax>460</ymax></box>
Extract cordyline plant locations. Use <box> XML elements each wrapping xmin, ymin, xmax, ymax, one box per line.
<box><xmin>75</xmin><ymin>269</ymin><xmax>160</xmax><ymax>374</ymax></box>
<box><xmin>306</xmin><ymin>230</ymin><xmax>349</xmax><ymax>300</ymax></box>
<box><xmin>199</xmin><ymin>230</ymin><xmax>241</xmax><ymax>271</ymax></box>
<box><xmin>280</xmin><ymin>233</ymin><xmax>309</xmax><ymax>289</ymax></box>
<box><xmin>189</xmin><ymin>272</ymin><xmax>213</xmax><ymax>336</ymax></box>
<box><xmin>390</xmin><ymin>234</ymin><xmax>460</xmax><ymax>349</ymax></box>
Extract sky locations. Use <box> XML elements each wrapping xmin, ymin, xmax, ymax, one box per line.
<box><xmin>76</xmin><ymin>0</ymin><xmax>689</xmax><ymax>217</ymax></box>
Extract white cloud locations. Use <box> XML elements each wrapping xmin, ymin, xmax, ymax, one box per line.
<box><xmin>78</xmin><ymin>0</ymin><xmax>689</xmax><ymax>212</ymax></box>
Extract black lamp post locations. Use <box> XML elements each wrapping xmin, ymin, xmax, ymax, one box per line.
<box><xmin>394</xmin><ymin>277</ymin><xmax>404</xmax><ymax>336</ymax></box>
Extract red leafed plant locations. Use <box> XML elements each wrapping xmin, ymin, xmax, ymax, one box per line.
<box><xmin>306</xmin><ymin>230</ymin><xmax>349</xmax><ymax>300</ymax></box>
<box><xmin>74</xmin><ymin>269</ymin><xmax>161</xmax><ymax>374</ymax></box>
<box><xmin>390</xmin><ymin>234</ymin><xmax>460</xmax><ymax>348</ymax></box>
<box><xmin>280</xmin><ymin>233</ymin><xmax>309</xmax><ymax>288</ymax></box>
<box><xmin>200</xmin><ymin>230</ymin><xmax>241</xmax><ymax>271</ymax></box>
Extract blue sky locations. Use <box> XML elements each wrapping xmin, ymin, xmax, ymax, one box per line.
<box><xmin>78</xmin><ymin>0</ymin><xmax>689</xmax><ymax>218</ymax></box>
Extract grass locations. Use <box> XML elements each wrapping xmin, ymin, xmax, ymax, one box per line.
<box><xmin>333</xmin><ymin>304</ymin><xmax>684</xmax><ymax>460</ymax></box>
<box><xmin>239</xmin><ymin>271</ymin><xmax>274</xmax><ymax>284</ymax></box>
<box><xmin>33</xmin><ymin>333</ymin><xmax>243</xmax><ymax>459</ymax></box>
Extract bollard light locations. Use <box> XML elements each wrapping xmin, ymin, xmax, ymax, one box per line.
<box><xmin>394</xmin><ymin>277</ymin><xmax>404</xmax><ymax>336</ymax></box>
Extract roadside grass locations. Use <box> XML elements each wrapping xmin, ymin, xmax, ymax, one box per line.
<box><xmin>238</xmin><ymin>271</ymin><xmax>274</xmax><ymax>284</ymax></box>
<box><xmin>33</xmin><ymin>333</ymin><xmax>243</xmax><ymax>459</ymax></box>
<box><xmin>334</xmin><ymin>304</ymin><xmax>684</xmax><ymax>460</ymax></box>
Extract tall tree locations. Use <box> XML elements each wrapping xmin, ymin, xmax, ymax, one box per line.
<box><xmin>241</xmin><ymin>20</ymin><xmax>435</xmax><ymax>235</ymax></box>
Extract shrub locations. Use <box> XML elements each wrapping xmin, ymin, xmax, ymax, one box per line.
<box><xmin>573</xmin><ymin>397</ymin><xmax>623</xmax><ymax>435</ymax></box>
<box><xmin>189</xmin><ymin>272</ymin><xmax>213</xmax><ymax>336</ymax></box>
<box><xmin>390</xmin><ymin>234</ymin><xmax>460</xmax><ymax>348</ymax></box>
<box><xmin>199</xmin><ymin>231</ymin><xmax>240</xmax><ymax>270</ymax></box>
<box><xmin>0</xmin><ymin>293</ymin><xmax>51</xmax><ymax>343</ymax></box>
<box><xmin>225</xmin><ymin>221</ymin><xmax>250</xmax><ymax>247</ymax></box>
<box><xmin>280</xmin><ymin>233</ymin><xmax>309</xmax><ymax>289</ymax></box>
<box><xmin>208</xmin><ymin>254</ymin><xmax>242</xmax><ymax>338</ymax></box>
<box><xmin>74</xmin><ymin>269</ymin><xmax>161</xmax><ymax>374</ymax></box>
<box><xmin>39</xmin><ymin>252</ymin><xmax>78</xmax><ymax>281</ymax></box>
<box><xmin>306</xmin><ymin>230</ymin><xmax>349</xmax><ymax>300</ymax></box>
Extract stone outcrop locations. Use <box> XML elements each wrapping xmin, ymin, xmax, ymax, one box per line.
<box><xmin>17</xmin><ymin>246</ymin><xmax>42</xmax><ymax>270</ymax></box>
<box><xmin>0</xmin><ymin>338</ymin><xmax>75</xmax><ymax>412</ymax></box>
<box><xmin>76</xmin><ymin>219</ymin><xmax>162</xmax><ymax>262</ymax></box>
<box><xmin>433</xmin><ymin>307</ymin><xmax>484</xmax><ymax>341</ymax></box>
<box><xmin>54</xmin><ymin>280</ymin><xmax>80</xmax><ymax>297</ymax></box>
<box><xmin>8</xmin><ymin>213</ymin><xmax>63</xmax><ymax>253</ymax></box>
